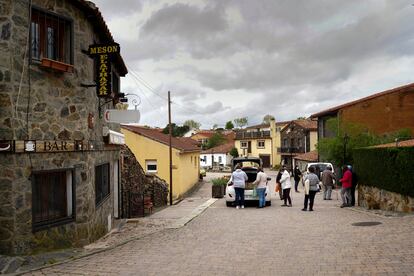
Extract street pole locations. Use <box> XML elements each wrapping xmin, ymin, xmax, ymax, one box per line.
<box><xmin>343</xmin><ymin>133</ymin><xmax>349</xmax><ymax>166</ymax></box>
<box><xmin>168</xmin><ymin>91</ymin><xmax>173</xmax><ymax>205</ymax></box>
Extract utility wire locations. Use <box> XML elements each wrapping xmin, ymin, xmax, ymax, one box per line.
<box><xmin>125</xmin><ymin>64</ymin><xmax>227</xmax><ymax>127</ymax></box>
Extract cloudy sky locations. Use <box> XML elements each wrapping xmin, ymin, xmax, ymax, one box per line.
<box><xmin>94</xmin><ymin>0</ymin><xmax>414</xmax><ymax>128</ymax></box>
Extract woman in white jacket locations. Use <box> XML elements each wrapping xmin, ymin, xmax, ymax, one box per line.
<box><xmin>280</xmin><ymin>166</ymin><xmax>292</xmax><ymax>207</ymax></box>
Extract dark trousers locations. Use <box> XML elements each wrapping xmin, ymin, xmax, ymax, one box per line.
<box><xmin>234</xmin><ymin>188</ymin><xmax>245</xmax><ymax>207</ymax></box>
<box><xmin>304</xmin><ymin>191</ymin><xmax>317</xmax><ymax>210</ymax></box>
<box><xmin>294</xmin><ymin>179</ymin><xmax>300</xmax><ymax>191</ymax></box>
<box><xmin>283</xmin><ymin>188</ymin><xmax>292</xmax><ymax>205</ymax></box>
<box><xmin>350</xmin><ymin>185</ymin><xmax>356</xmax><ymax>206</ymax></box>
<box><xmin>278</xmin><ymin>185</ymin><xmax>284</xmax><ymax>200</ymax></box>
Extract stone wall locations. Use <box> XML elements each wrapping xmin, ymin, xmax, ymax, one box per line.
<box><xmin>120</xmin><ymin>145</ymin><xmax>168</xmax><ymax>218</ymax></box>
<box><xmin>0</xmin><ymin>0</ymin><xmax>124</xmax><ymax>255</ymax></box>
<box><xmin>358</xmin><ymin>185</ymin><xmax>414</xmax><ymax>213</ymax></box>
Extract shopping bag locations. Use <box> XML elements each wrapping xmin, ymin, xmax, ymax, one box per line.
<box><xmin>252</xmin><ymin>187</ymin><xmax>257</xmax><ymax>197</ymax></box>
<box><xmin>275</xmin><ymin>183</ymin><xmax>281</xmax><ymax>193</ymax></box>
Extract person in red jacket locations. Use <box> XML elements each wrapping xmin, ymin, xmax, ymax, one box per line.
<box><xmin>339</xmin><ymin>166</ymin><xmax>353</xmax><ymax>208</ymax></box>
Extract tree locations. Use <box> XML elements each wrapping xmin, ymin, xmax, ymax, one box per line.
<box><xmin>162</xmin><ymin>123</ymin><xmax>190</xmax><ymax>137</ymax></box>
<box><xmin>229</xmin><ymin>147</ymin><xmax>239</xmax><ymax>158</ymax></box>
<box><xmin>205</xmin><ymin>132</ymin><xmax>227</xmax><ymax>149</ymax></box>
<box><xmin>262</xmin><ymin>114</ymin><xmax>275</xmax><ymax>124</ymax></box>
<box><xmin>212</xmin><ymin>124</ymin><xmax>218</xmax><ymax>130</ymax></box>
<box><xmin>225</xmin><ymin>121</ymin><xmax>234</xmax><ymax>130</ymax></box>
<box><xmin>317</xmin><ymin>118</ymin><xmax>412</xmax><ymax>166</ymax></box>
<box><xmin>183</xmin><ymin>120</ymin><xmax>201</xmax><ymax>130</ymax></box>
<box><xmin>233</xmin><ymin>117</ymin><xmax>248</xmax><ymax>128</ymax></box>
<box><xmin>296</xmin><ymin>116</ymin><xmax>306</xmax><ymax>120</ymax></box>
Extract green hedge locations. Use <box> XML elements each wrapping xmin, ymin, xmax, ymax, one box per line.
<box><xmin>353</xmin><ymin>147</ymin><xmax>414</xmax><ymax>197</ymax></box>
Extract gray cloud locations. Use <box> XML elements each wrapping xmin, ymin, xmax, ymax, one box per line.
<box><xmin>93</xmin><ymin>0</ymin><xmax>142</xmax><ymax>19</ymax></box>
<box><xmin>97</xmin><ymin>0</ymin><xmax>414</xmax><ymax>127</ymax></box>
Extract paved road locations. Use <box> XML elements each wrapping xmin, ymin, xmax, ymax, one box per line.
<box><xmin>27</xmin><ymin>171</ymin><xmax>414</xmax><ymax>276</ymax></box>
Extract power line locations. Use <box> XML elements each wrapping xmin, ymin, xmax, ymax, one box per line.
<box><xmin>124</xmin><ymin>64</ymin><xmax>227</xmax><ymax>126</ymax></box>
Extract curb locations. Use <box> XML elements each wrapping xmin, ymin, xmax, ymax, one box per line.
<box><xmin>13</xmin><ymin>198</ymin><xmax>217</xmax><ymax>275</ymax></box>
<box><xmin>166</xmin><ymin>198</ymin><xmax>218</xmax><ymax>229</ymax></box>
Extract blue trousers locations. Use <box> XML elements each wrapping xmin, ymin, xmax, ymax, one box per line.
<box><xmin>234</xmin><ymin>188</ymin><xmax>245</xmax><ymax>206</ymax></box>
<box><xmin>256</xmin><ymin>188</ymin><xmax>266</xmax><ymax>207</ymax></box>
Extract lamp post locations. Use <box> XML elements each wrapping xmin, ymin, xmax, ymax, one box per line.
<box><xmin>343</xmin><ymin>133</ymin><xmax>349</xmax><ymax>166</ymax></box>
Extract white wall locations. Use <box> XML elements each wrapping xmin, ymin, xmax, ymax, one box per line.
<box><xmin>200</xmin><ymin>153</ymin><xmax>230</xmax><ymax>167</ymax></box>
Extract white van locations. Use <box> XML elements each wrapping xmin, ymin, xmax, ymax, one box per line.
<box><xmin>302</xmin><ymin>162</ymin><xmax>335</xmax><ymax>187</ymax></box>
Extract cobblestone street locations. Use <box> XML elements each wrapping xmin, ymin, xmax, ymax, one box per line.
<box><xmin>26</xmin><ymin>172</ymin><xmax>414</xmax><ymax>276</ymax></box>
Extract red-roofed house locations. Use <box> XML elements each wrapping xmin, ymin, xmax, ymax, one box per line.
<box><xmin>200</xmin><ymin>142</ymin><xmax>234</xmax><ymax>168</ymax></box>
<box><xmin>121</xmin><ymin>126</ymin><xmax>201</xmax><ymax>200</ymax></box>
<box><xmin>311</xmin><ymin>83</ymin><xmax>414</xmax><ymax>141</ymax></box>
<box><xmin>234</xmin><ymin>119</ymin><xmax>290</xmax><ymax>168</ymax></box>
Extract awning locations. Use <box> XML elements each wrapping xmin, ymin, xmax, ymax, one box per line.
<box><xmin>103</xmin><ymin>128</ymin><xmax>125</xmax><ymax>145</ymax></box>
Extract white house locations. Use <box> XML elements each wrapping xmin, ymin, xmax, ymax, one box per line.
<box><xmin>200</xmin><ymin>143</ymin><xmax>234</xmax><ymax>168</ymax></box>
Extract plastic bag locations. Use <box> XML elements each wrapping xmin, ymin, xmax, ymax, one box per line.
<box><xmin>252</xmin><ymin>187</ymin><xmax>257</xmax><ymax>197</ymax></box>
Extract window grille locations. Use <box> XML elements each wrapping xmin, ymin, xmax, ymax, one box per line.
<box><xmin>96</xmin><ymin>163</ymin><xmax>110</xmax><ymax>205</ymax></box>
<box><xmin>31</xmin><ymin>8</ymin><xmax>72</xmax><ymax>64</ymax></box>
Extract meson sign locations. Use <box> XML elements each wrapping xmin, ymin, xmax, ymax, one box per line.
<box><xmin>88</xmin><ymin>43</ymin><xmax>120</xmax><ymax>98</ymax></box>
<box><xmin>88</xmin><ymin>44</ymin><xmax>120</xmax><ymax>56</ymax></box>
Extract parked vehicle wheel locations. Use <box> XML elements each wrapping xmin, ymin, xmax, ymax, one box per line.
<box><xmin>265</xmin><ymin>201</ymin><xmax>271</xmax><ymax>206</ymax></box>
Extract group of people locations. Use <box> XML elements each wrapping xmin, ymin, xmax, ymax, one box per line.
<box><xmin>227</xmin><ymin>163</ymin><xmax>357</xmax><ymax>210</ymax></box>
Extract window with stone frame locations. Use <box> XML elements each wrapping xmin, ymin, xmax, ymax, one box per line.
<box><xmin>95</xmin><ymin>163</ymin><xmax>110</xmax><ymax>206</ymax></box>
<box><xmin>240</xmin><ymin>141</ymin><xmax>248</xmax><ymax>148</ymax></box>
<box><xmin>257</xmin><ymin>140</ymin><xmax>265</xmax><ymax>149</ymax></box>
<box><xmin>32</xmin><ymin>169</ymin><xmax>75</xmax><ymax>232</ymax></box>
<box><xmin>31</xmin><ymin>7</ymin><xmax>73</xmax><ymax>64</ymax></box>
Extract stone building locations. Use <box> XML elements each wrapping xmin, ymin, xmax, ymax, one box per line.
<box><xmin>279</xmin><ymin>119</ymin><xmax>317</xmax><ymax>169</ymax></box>
<box><xmin>0</xmin><ymin>0</ymin><xmax>128</xmax><ymax>255</ymax></box>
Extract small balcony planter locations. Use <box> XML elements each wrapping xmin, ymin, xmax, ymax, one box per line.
<box><xmin>41</xmin><ymin>58</ymin><xmax>74</xmax><ymax>73</ymax></box>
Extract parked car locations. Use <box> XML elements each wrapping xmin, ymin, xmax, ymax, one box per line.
<box><xmin>302</xmin><ymin>162</ymin><xmax>335</xmax><ymax>185</ymax></box>
<box><xmin>199</xmin><ymin>168</ymin><xmax>206</xmax><ymax>179</ymax></box>
<box><xmin>225</xmin><ymin>157</ymin><xmax>271</xmax><ymax>207</ymax></box>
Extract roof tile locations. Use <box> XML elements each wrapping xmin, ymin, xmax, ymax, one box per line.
<box><xmin>122</xmin><ymin>125</ymin><xmax>200</xmax><ymax>152</ymax></box>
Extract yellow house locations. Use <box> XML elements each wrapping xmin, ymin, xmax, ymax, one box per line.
<box><xmin>234</xmin><ymin>119</ymin><xmax>288</xmax><ymax>168</ymax></box>
<box><xmin>121</xmin><ymin>125</ymin><xmax>201</xmax><ymax>200</ymax></box>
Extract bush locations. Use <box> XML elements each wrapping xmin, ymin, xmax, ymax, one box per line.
<box><xmin>353</xmin><ymin>147</ymin><xmax>414</xmax><ymax>197</ymax></box>
<box><xmin>211</xmin><ymin>177</ymin><xmax>228</xmax><ymax>186</ymax></box>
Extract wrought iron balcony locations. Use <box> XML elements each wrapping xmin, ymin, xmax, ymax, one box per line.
<box><xmin>236</xmin><ymin>131</ymin><xmax>271</xmax><ymax>139</ymax></box>
<box><xmin>277</xmin><ymin>147</ymin><xmax>306</xmax><ymax>154</ymax></box>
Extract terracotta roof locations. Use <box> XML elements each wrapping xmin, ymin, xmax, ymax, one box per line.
<box><xmin>73</xmin><ymin>0</ymin><xmax>127</xmax><ymax>76</ymax></box>
<box><xmin>244</xmin><ymin>121</ymin><xmax>290</xmax><ymax>129</ymax></box>
<box><xmin>275</xmin><ymin>120</ymin><xmax>291</xmax><ymax>126</ymax></box>
<box><xmin>280</xmin><ymin>119</ymin><xmax>317</xmax><ymax>132</ymax></box>
<box><xmin>310</xmin><ymin>82</ymin><xmax>414</xmax><ymax>118</ymax></box>
<box><xmin>201</xmin><ymin>142</ymin><xmax>234</xmax><ymax>154</ymax></box>
<box><xmin>294</xmin><ymin>119</ymin><xmax>317</xmax><ymax>130</ymax></box>
<box><xmin>191</xmin><ymin>130</ymin><xmax>235</xmax><ymax>141</ymax></box>
<box><xmin>245</xmin><ymin>123</ymin><xmax>270</xmax><ymax>130</ymax></box>
<box><xmin>122</xmin><ymin>125</ymin><xmax>200</xmax><ymax>152</ymax></box>
<box><xmin>369</xmin><ymin>139</ymin><xmax>414</xmax><ymax>148</ymax></box>
<box><xmin>178</xmin><ymin>137</ymin><xmax>201</xmax><ymax>147</ymax></box>
<box><xmin>294</xmin><ymin>150</ymin><xmax>318</xmax><ymax>162</ymax></box>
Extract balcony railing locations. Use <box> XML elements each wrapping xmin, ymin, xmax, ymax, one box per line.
<box><xmin>277</xmin><ymin>147</ymin><xmax>306</xmax><ymax>154</ymax></box>
<box><xmin>236</xmin><ymin>131</ymin><xmax>270</xmax><ymax>139</ymax></box>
